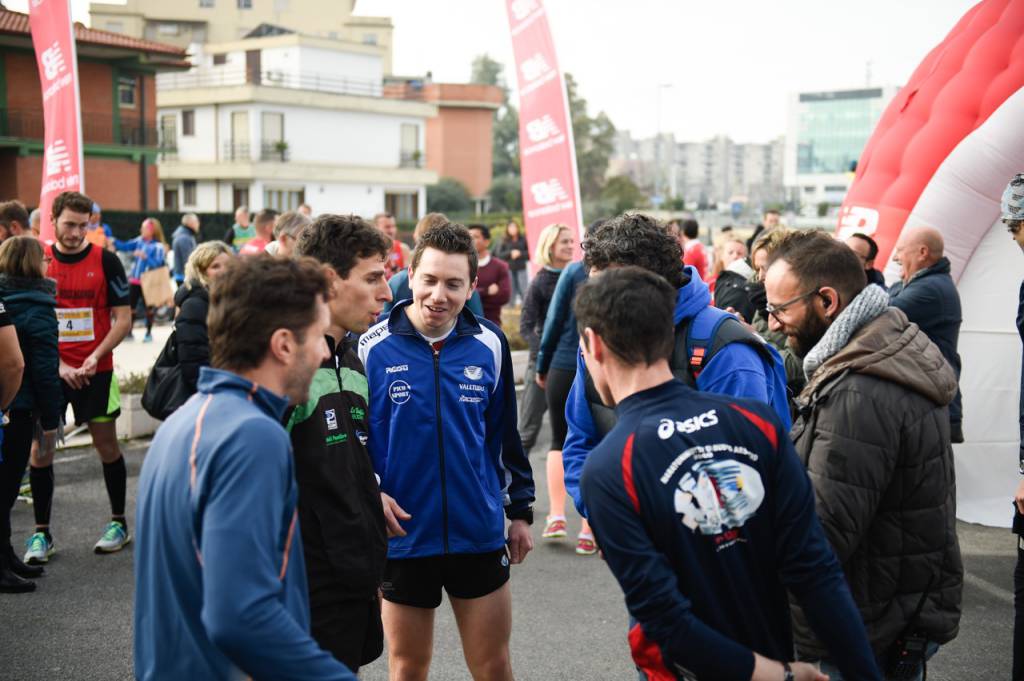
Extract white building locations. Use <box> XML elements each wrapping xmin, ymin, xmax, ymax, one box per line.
<box><xmin>155</xmin><ymin>31</ymin><xmax>436</xmax><ymax>219</ymax></box>
<box><xmin>784</xmin><ymin>86</ymin><xmax>899</xmax><ymax>211</ymax></box>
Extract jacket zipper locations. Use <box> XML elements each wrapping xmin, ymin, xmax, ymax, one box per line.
<box><xmin>433</xmin><ymin>345</ymin><xmax>450</xmax><ymax>553</ymax></box>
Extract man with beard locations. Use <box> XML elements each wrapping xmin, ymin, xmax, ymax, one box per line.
<box><xmin>289</xmin><ymin>215</ymin><xmax>399</xmax><ymax>672</ymax></box>
<box><xmin>764</xmin><ymin>230</ymin><xmax>963</xmax><ymax>680</ymax></box>
<box><xmin>134</xmin><ymin>255</ymin><xmax>356</xmax><ymax>680</ymax></box>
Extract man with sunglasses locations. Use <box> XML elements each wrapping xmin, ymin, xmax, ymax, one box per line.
<box><xmin>764</xmin><ymin>230</ymin><xmax>963</xmax><ymax>680</ymax></box>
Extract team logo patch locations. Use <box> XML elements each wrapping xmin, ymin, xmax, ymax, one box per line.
<box><xmin>463</xmin><ymin>365</ymin><xmax>483</xmax><ymax>380</ymax></box>
<box><xmin>350</xmin><ymin>406</ymin><xmax>365</xmax><ymax>421</ymax></box>
<box><xmin>500</xmin><ymin>553</ymin><xmax>509</xmax><ymax>567</ymax></box>
<box><xmin>356</xmin><ymin>431</ymin><xmax>368</xmax><ymax>446</ymax></box>
<box><xmin>674</xmin><ymin>459</ymin><xmax>764</xmax><ymax>541</ymax></box>
<box><xmin>324</xmin><ymin>408</ymin><xmax>338</xmax><ymax>431</ymax></box>
<box><xmin>389</xmin><ymin>380</ymin><xmax>411</xmax><ymax>405</ymax></box>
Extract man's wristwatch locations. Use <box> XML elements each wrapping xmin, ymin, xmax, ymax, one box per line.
<box><xmin>508</xmin><ymin>507</ymin><xmax>534</xmax><ymax>525</ymax></box>
<box><xmin>782</xmin><ymin>662</ymin><xmax>795</xmax><ymax>681</ymax></box>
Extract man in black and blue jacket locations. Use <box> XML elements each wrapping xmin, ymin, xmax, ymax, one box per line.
<box><xmin>289</xmin><ymin>215</ymin><xmax>397</xmax><ymax>672</ymax></box>
<box><xmin>577</xmin><ymin>267</ymin><xmax>881</xmax><ymax>681</ymax></box>
<box><xmin>358</xmin><ymin>222</ymin><xmax>534</xmax><ymax>681</ymax></box>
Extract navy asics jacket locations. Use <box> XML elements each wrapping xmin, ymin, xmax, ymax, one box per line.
<box><xmin>359</xmin><ymin>301</ymin><xmax>534</xmax><ymax>559</ymax></box>
<box><xmin>582</xmin><ymin>379</ymin><xmax>881</xmax><ymax>681</ymax></box>
<box><xmin>565</xmin><ymin>266</ymin><xmax>791</xmax><ymax>518</ymax></box>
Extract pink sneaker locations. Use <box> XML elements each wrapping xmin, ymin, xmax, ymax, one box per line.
<box><xmin>542</xmin><ymin>517</ymin><xmax>567</xmax><ymax>539</ymax></box>
<box><xmin>575</xmin><ymin>535</ymin><xmax>597</xmax><ymax>555</ymax></box>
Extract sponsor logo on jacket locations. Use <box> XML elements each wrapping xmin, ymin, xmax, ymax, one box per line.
<box><xmin>386</xmin><ymin>364</ymin><xmax>409</xmax><ymax>374</ymax></box>
<box><xmin>389</xmin><ymin>380</ymin><xmax>411</xmax><ymax>404</ymax></box>
<box><xmin>657</xmin><ymin>410</ymin><xmax>719</xmax><ymax>439</ymax></box>
<box><xmin>325</xmin><ymin>408</ymin><xmax>338</xmax><ymax>431</ymax></box>
<box><xmin>464</xmin><ymin>365</ymin><xmax>483</xmax><ymax>380</ymax></box>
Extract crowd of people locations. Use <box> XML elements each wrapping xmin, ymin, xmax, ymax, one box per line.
<box><xmin>0</xmin><ymin>177</ymin><xmax>1022</xmax><ymax>680</ymax></box>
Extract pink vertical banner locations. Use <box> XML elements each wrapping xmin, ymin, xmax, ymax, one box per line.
<box><xmin>29</xmin><ymin>0</ymin><xmax>85</xmax><ymax>244</ymax></box>
<box><xmin>505</xmin><ymin>0</ymin><xmax>584</xmax><ymax>260</ymax></box>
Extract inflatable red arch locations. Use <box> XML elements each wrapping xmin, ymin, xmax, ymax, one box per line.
<box><xmin>835</xmin><ymin>0</ymin><xmax>1024</xmax><ymax>526</ymax></box>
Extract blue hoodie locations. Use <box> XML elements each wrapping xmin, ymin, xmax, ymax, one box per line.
<box><xmin>134</xmin><ymin>367</ymin><xmax>354</xmax><ymax>681</ymax></box>
<box><xmin>564</xmin><ymin>266</ymin><xmax>791</xmax><ymax>518</ymax></box>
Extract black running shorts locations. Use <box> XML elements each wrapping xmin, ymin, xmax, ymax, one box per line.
<box><xmin>380</xmin><ymin>549</ymin><xmax>510</xmax><ymax>609</ymax></box>
<box><xmin>62</xmin><ymin>370</ymin><xmax>121</xmax><ymax>425</ymax></box>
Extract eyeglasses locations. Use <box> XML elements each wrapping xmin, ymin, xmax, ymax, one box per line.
<box><xmin>765</xmin><ymin>289</ymin><xmax>822</xmax><ymax>322</ymax></box>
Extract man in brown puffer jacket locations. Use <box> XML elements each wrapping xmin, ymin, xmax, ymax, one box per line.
<box><xmin>764</xmin><ymin>230</ymin><xmax>963</xmax><ymax>680</ymax></box>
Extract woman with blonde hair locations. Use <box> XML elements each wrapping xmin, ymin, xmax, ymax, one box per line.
<box><xmin>174</xmin><ymin>241</ymin><xmax>233</xmax><ymax>393</ymax></box>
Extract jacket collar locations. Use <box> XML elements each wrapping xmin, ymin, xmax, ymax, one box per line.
<box><xmin>907</xmin><ymin>256</ymin><xmax>951</xmax><ymax>283</ymax></box>
<box><xmin>196</xmin><ymin>367</ymin><xmax>290</xmax><ymax>421</ymax></box>
<box><xmin>385</xmin><ymin>299</ymin><xmax>482</xmax><ymax>339</ymax></box>
<box><xmin>0</xmin><ymin>274</ymin><xmax>57</xmax><ymax>298</ymax></box>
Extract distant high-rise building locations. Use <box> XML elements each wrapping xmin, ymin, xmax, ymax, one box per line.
<box><xmin>90</xmin><ymin>0</ymin><xmax>394</xmax><ymax>73</ymax></box>
<box><xmin>609</xmin><ymin>132</ymin><xmax>785</xmax><ymax>210</ymax></box>
<box><xmin>784</xmin><ymin>86</ymin><xmax>899</xmax><ymax>211</ymax></box>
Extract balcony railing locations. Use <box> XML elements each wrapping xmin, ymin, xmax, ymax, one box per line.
<box><xmin>157</xmin><ymin>66</ymin><xmax>423</xmax><ymax>101</ymax></box>
<box><xmin>260</xmin><ymin>140</ymin><xmax>288</xmax><ymax>162</ymax></box>
<box><xmin>399</xmin><ymin>151</ymin><xmax>423</xmax><ymax>168</ymax></box>
<box><xmin>0</xmin><ymin>108</ymin><xmax>162</xmax><ymax>147</ymax></box>
<box><xmin>222</xmin><ymin>141</ymin><xmax>251</xmax><ymax>161</ymax></box>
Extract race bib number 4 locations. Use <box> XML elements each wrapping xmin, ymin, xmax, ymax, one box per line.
<box><xmin>57</xmin><ymin>307</ymin><xmax>95</xmax><ymax>343</ymax></box>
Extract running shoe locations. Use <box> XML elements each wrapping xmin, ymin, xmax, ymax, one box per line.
<box><xmin>575</xmin><ymin>535</ymin><xmax>597</xmax><ymax>556</ymax></box>
<box><xmin>23</xmin><ymin>532</ymin><xmax>55</xmax><ymax>565</ymax></box>
<box><xmin>542</xmin><ymin>517</ymin><xmax>567</xmax><ymax>539</ymax></box>
<box><xmin>94</xmin><ymin>522</ymin><xmax>132</xmax><ymax>554</ymax></box>
<box><xmin>143</xmin><ymin>333</ymin><xmax>153</xmax><ymax>343</ymax></box>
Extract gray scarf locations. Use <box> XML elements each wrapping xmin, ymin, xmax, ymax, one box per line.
<box><xmin>803</xmin><ymin>284</ymin><xmax>889</xmax><ymax>379</ymax></box>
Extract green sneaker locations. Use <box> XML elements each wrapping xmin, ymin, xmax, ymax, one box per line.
<box><xmin>17</xmin><ymin>472</ymin><xmax>32</xmax><ymax>504</ymax></box>
<box><xmin>94</xmin><ymin>521</ymin><xmax>131</xmax><ymax>554</ymax></box>
<box><xmin>24</xmin><ymin>532</ymin><xmax>55</xmax><ymax>565</ymax></box>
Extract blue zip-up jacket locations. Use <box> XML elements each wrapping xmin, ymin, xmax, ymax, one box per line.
<box><xmin>134</xmin><ymin>368</ymin><xmax>354</xmax><ymax>681</ymax></box>
<box><xmin>114</xmin><ymin>236</ymin><xmax>166</xmax><ymax>282</ymax></box>
<box><xmin>381</xmin><ymin>268</ymin><xmax>483</xmax><ymax>318</ymax></box>
<box><xmin>536</xmin><ymin>260</ymin><xmax>587</xmax><ymax>374</ymax></box>
<box><xmin>582</xmin><ymin>379</ymin><xmax>881</xmax><ymax>681</ymax></box>
<box><xmin>358</xmin><ymin>301</ymin><xmax>534</xmax><ymax>559</ymax></box>
<box><xmin>564</xmin><ymin>266</ymin><xmax>791</xmax><ymax>518</ymax></box>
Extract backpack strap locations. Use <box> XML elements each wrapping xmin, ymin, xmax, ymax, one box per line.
<box><xmin>677</xmin><ymin>306</ymin><xmax>776</xmax><ymax>384</ymax></box>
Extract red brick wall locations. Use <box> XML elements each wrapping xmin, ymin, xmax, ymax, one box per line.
<box><xmin>3</xmin><ymin>153</ymin><xmax>158</xmax><ymax>211</ymax></box>
<box><xmin>4</xmin><ymin>50</ymin><xmax>156</xmax><ymax>145</ymax></box>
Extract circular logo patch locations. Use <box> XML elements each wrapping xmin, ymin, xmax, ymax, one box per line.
<box><xmin>389</xmin><ymin>380</ymin><xmax>411</xmax><ymax>405</ymax></box>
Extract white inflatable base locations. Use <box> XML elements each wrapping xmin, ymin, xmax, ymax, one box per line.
<box><xmin>952</xmin><ymin>218</ymin><xmax>1024</xmax><ymax>527</ymax></box>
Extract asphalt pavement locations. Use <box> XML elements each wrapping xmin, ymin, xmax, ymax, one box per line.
<box><xmin>0</xmin><ymin>421</ymin><xmax>1016</xmax><ymax>680</ymax></box>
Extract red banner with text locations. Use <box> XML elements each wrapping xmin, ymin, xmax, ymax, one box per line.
<box><xmin>29</xmin><ymin>0</ymin><xmax>85</xmax><ymax>244</ymax></box>
<box><xmin>505</xmin><ymin>0</ymin><xmax>583</xmax><ymax>262</ymax></box>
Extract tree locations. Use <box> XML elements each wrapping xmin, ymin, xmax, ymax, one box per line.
<box><xmin>601</xmin><ymin>175</ymin><xmax>649</xmax><ymax>214</ymax></box>
<box><xmin>487</xmin><ymin>175</ymin><xmax>522</xmax><ymax>213</ymax></box>
<box><xmin>427</xmin><ymin>177</ymin><xmax>473</xmax><ymax>214</ymax></box>
<box><xmin>470</xmin><ymin>54</ymin><xmax>505</xmax><ymax>90</ymax></box>
<box><xmin>566</xmin><ymin>73</ymin><xmax>616</xmax><ymax>202</ymax></box>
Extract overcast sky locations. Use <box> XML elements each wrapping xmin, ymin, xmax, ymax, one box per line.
<box><xmin>16</xmin><ymin>0</ymin><xmax>980</xmax><ymax>143</ymax></box>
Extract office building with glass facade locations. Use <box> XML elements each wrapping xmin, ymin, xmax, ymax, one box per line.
<box><xmin>784</xmin><ymin>86</ymin><xmax>899</xmax><ymax>212</ymax></box>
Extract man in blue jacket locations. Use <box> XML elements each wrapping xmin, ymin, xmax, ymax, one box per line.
<box><xmin>171</xmin><ymin>213</ymin><xmax>200</xmax><ymax>284</ymax></box>
<box><xmin>359</xmin><ymin>221</ymin><xmax>535</xmax><ymax>681</ymax></box>
<box><xmin>563</xmin><ymin>214</ymin><xmax>791</xmax><ymax>518</ymax></box>
<box><xmin>889</xmin><ymin>226</ymin><xmax>964</xmax><ymax>442</ymax></box>
<box><xmin>134</xmin><ymin>255</ymin><xmax>356</xmax><ymax>680</ymax></box>
<box><xmin>577</xmin><ymin>266</ymin><xmax>881</xmax><ymax>681</ymax></box>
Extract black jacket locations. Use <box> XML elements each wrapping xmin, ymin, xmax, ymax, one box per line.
<box><xmin>888</xmin><ymin>257</ymin><xmax>963</xmax><ymax>426</ymax></box>
<box><xmin>0</xmin><ymin>275</ymin><xmax>62</xmax><ymax>429</ymax></box>
<box><xmin>520</xmin><ymin>267</ymin><xmax>562</xmax><ymax>357</ymax></box>
<box><xmin>285</xmin><ymin>336</ymin><xmax>386</xmax><ymax>602</ymax></box>
<box><xmin>713</xmin><ymin>270</ymin><xmax>756</xmax><ymax>323</ymax></box>
<box><xmin>174</xmin><ymin>283</ymin><xmax>210</xmax><ymax>394</ymax></box>
<box><xmin>493</xmin><ymin>235</ymin><xmax>529</xmax><ymax>272</ymax></box>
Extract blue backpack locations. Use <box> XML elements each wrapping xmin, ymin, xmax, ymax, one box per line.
<box><xmin>585</xmin><ymin>305</ymin><xmax>787</xmax><ymax>437</ymax></box>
